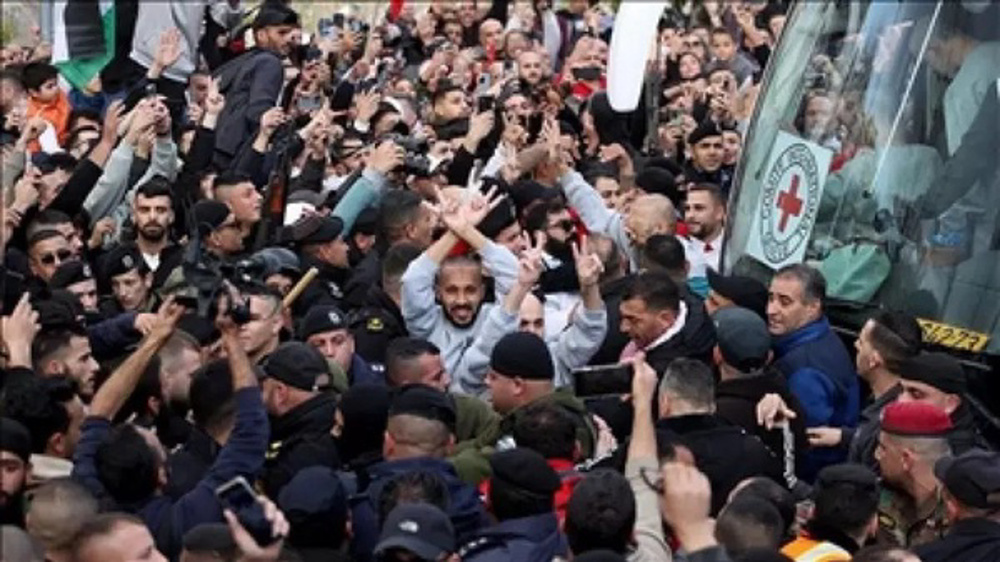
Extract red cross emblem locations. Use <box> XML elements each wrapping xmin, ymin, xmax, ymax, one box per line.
<box><xmin>775</xmin><ymin>174</ymin><xmax>803</xmax><ymax>232</ymax></box>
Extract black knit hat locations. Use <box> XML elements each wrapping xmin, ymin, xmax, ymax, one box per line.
<box><xmin>489</xmin><ymin>332</ymin><xmax>554</xmax><ymax>381</ymax></box>
<box><xmin>490</xmin><ymin>448</ymin><xmax>560</xmax><ymax>498</ymax></box>
<box><xmin>688</xmin><ymin>121</ymin><xmax>722</xmax><ymax>146</ymax></box>
<box><xmin>191</xmin><ymin>200</ymin><xmax>231</xmax><ymax>237</ymax></box>
<box><xmin>0</xmin><ymin>417</ymin><xmax>32</xmax><ymax>463</ymax></box>
<box><xmin>899</xmin><ymin>352</ymin><xmax>966</xmax><ymax>395</ymax></box>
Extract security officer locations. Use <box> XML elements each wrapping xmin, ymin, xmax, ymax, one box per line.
<box><xmin>258</xmin><ymin>341</ymin><xmax>341</xmax><ymax>499</ymax></box>
<box><xmin>875</xmin><ymin>401</ymin><xmax>954</xmax><ymax>548</ymax></box>
<box><xmin>298</xmin><ymin>304</ymin><xmax>382</xmax><ymax>387</ymax></box>
<box><xmin>914</xmin><ymin>450</ymin><xmax>1000</xmax><ymax>562</ymax></box>
<box><xmin>288</xmin><ymin>214</ymin><xmax>351</xmax><ymax>317</ymax></box>
<box><xmin>97</xmin><ymin>243</ymin><xmax>159</xmax><ymax>316</ymax></box>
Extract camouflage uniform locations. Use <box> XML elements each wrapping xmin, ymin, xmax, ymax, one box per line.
<box><xmin>876</xmin><ymin>486</ymin><xmax>950</xmax><ymax>548</ymax></box>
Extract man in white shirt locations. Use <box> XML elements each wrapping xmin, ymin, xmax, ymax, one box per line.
<box><xmin>683</xmin><ymin>183</ymin><xmax>726</xmax><ymax>277</ymax></box>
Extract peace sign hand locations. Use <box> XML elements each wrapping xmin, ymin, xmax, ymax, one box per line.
<box><xmin>573</xmin><ymin>235</ymin><xmax>604</xmax><ymax>288</ymax></box>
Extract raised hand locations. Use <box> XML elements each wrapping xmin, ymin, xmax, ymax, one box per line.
<box><xmin>756</xmin><ymin>393</ymin><xmax>797</xmax><ymax>430</ymax></box>
<box><xmin>466</xmin><ymin>110</ymin><xmax>496</xmax><ymax>147</ymax></box>
<box><xmin>12</xmin><ymin>166</ymin><xmax>42</xmax><ymax>212</ymax></box>
<box><xmin>20</xmin><ymin>116</ymin><xmax>48</xmax><ymax>143</ymax></box>
<box><xmin>354</xmin><ymin>90</ymin><xmax>381</xmax><ymax>123</ymax></box>
<box><xmin>2</xmin><ymin>294</ymin><xmax>40</xmax><ymax>367</ymax></box>
<box><xmin>154</xmin><ymin>28</ymin><xmax>183</xmax><ymax>71</ymax></box>
<box><xmin>365</xmin><ymin>140</ymin><xmax>405</xmax><ymax>175</ymax></box>
<box><xmin>516</xmin><ymin>247</ymin><xmax>544</xmax><ymax>287</ymax></box>
<box><xmin>101</xmin><ymin>100</ymin><xmax>124</xmax><ymax>143</ymax></box>
<box><xmin>630</xmin><ymin>351</ymin><xmax>658</xmax><ymax>405</ymax></box>
<box><xmin>660</xmin><ymin>462</ymin><xmax>716</xmax><ymax>553</ymax></box>
<box><xmin>258</xmin><ymin>107</ymin><xmax>287</xmax><ymax>140</ymax></box>
<box><xmin>203</xmin><ymin>78</ymin><xmax>225</xmax><ymax>116</ymax></box>
<box><xmin>573</xmin><ymin>235</ymin><xmax>604</xmax><ymax>288</ymax></box>
<box><xmin>465</xmin><ymin>186</ymin><xmax>506</xmax><ymax>226</ymax></box>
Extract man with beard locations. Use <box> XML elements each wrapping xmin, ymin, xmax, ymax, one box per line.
<box><xmin>32</xmin><ymin>325</ymin><xmax>101</xmax><ymax>400</ymax></box>
<box><xmin>0</xmin><ymin>418</ymin><xmax>32</xmax><ymax>526</ymax></box>
<box><xmin>259</xmin><ymin>342</ymin><xmax>341</xmax><ymax>499</ymax></box>
<box><xmin>683</xmin><ymin>183</ymin><xmax>726</xmax><ymax>275</ymax></box>
<box><xmin>157</xmin><ymin>331</ymin><xmax>203</xmax><ymax>419</ymax></box>
<box><xmin>400</xmin><ymin>194</ymin><xmax>518</xmax><ymax>389</ymax></box>
<box><xmin>131</xmin><ymin>177</ymin><xmax>183</xmax><ymax>289</ymax></box>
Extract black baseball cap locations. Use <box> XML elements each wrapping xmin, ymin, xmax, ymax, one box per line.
<box><xmin>707</xmin><ymin>269</ymin><xmax>769</xmax><ymax>320</ymax></box>
<box><xmin>934</xmin><ymin>449</ymin><xmax>1000</xmax><ymax>510</ymax></box>
<box><xmin>375</xmin><ymin>503</ymin><xmax>456</xmax><ymax>560</ymax></box>
<box><xmin>49</xmin><ymin>260</ymin><xmax>94</xmax><ymax>289</ymax></box>
<box><xmin>713</xmin><ymin>306</ymin><xmax>771</xmax><ymax>371</ymax></box>
<box><xmin>298</xmin><ymin>305</ymin><xmax>348</xmax><ymax>340</ymax></box>
<box><xmin>288</xmin><ymin>215</ymin><xmax>344</xmax><ymax>246</ymax></box>
<box><xmin>261</xmin><ymin>342</ymin><xmax>329</xmax><ymax>391</ymax></box>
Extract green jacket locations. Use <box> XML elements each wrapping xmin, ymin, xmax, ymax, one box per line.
<box><xmin>450</xmin><ymin>389</ymin><xmax>596</xmax><ymax>485</ymax></box>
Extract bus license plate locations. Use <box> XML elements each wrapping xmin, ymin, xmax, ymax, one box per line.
<box><xmin>917</xmin><ymin>319</ymin><xmax>990</xmax><ymax>353</ymax></box>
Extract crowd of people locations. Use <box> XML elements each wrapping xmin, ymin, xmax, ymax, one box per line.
<box><xmin>1</xmin><ymin>1</ymin><xmax>998</xmax><ymax>561</ymax></box>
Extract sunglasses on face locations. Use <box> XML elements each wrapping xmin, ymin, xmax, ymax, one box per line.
<box><xmin>39</xmin><ymin>249</ymin><xmax>72</xmax><ymax>266</ymax></box>
<box><xmin>549</xmin><ymin>219</ymin><xmax>575</xmax><ymax>232</ymax></box>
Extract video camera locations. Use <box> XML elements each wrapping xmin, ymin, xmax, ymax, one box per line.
<box><xmin>381</xmin><ymin>133</ymin><xmax>433</xmax><ymax>176</ymax></box>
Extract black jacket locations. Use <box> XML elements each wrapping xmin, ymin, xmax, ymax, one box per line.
<box><xmin>914</xmin><ymin>518</ymin><xmax>1000</xmax><ymax>562</ymax></box>
<box><xmin>165</xmin><ymin>427</ymin><xmax>220</xmax><ymax>500</ymax></box>
<box><xmin>293</xmin><ymin>255</ymin><xmax>350</xmax><ymax>318</ymax></box>
<box><xmin>213</xmin><ymin>48</ymin><xmax>284</xmax><ymax>167</ymax></box>
<box><xmin>656</xmin><ymin>414</ymin><xmax>783</xmax><ymax>515</ymax></box>
<box><xmin>589</xmin><ymin>275</ymin><xmax>630</xmax><ymax>365</ymax></box>
<box><xmin>645</xmin><ymin>292</ymin><xmax>717</xmax><ymax>376</ymax></box>
<box><xmin>349</xmin><ymin>285</ymin><xmax>408</xmax><ymax>369</ymax></box>
<box><xmin>341</xmin><ymin>250</ymin><xmax>380</xmax><ymax>312</ymax></box>
<box><xmin>716</xmin><ymin>367</ymin><xmax>809</xmax><ymax>469</ymax></box>
<box><xmin>262</xmin><ymin>393</ymin><xmax>341</xmax><ymax>498</ymax></box>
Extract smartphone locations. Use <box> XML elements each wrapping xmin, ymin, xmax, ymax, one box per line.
<box><xmin>476</xmin><ymin>71</ymin><xmax>492</xmax><ymax>94</ymax></box>
<box><xmin>477</xmin><ymin>94</ymin><xmax>495</xmax><ymax>113</ymax></box>
<box><xmin>215</xmin><ymin>477</ymin><xmax>276</xmax><ymax>546</ymax></box>
<box><xmin>573</xmin><ymin>363</ymin><xmax>635</xmax><ymax>398</ymax></box>
<box><xmin>332</xmin><ymin>13</ymin><xmax>345</xmax><ymax>28</ymax></box>
<box><xmin>572</xmin><ymin>66</ymin><xmax>602</xmax><ymax>82</ymax></box>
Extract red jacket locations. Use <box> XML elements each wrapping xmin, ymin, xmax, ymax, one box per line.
<box><xmin>479</xmin><ymin>458</ymin><xmax>582</xmax><ymax>525</ymax></box>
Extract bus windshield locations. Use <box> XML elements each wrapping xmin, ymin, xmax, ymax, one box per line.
<box><xmin>726</xmin><ymin>0</ymin><xmax>1000</xmax><ymax>354</ymax></box>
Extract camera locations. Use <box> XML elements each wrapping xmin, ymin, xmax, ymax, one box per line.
<box><xmin>168</xmin><ymin>234</ymin><xmax>253</xmax><ymax>324</ymax></box>
<box><xmin>381</xmin><ymin>133</ymin><xmax>432</xmax><ymax>176</ymax></box>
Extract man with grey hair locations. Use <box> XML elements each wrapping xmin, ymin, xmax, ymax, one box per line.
<box><xmin>25</xmin><ymin>478</ymin><xmax>99</xmax><ymax>562</ymax></box>
<box><xmin>655</xmin><ymin>358</ymin><xmax>782</xmax><ymax>514</ymax></box>
<box><xmin>767</xmin><ymin>263</ymin><xmax>859</xmax><ymax>482</ymax></box>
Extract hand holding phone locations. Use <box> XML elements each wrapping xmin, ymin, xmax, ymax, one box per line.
<box><xmin>573</xmin><ymin>363</ymin><xmax>635</xmax><ymax>398</ymax></box>
<box><xmin>215</xmin><ymin>477</ymin><xmax>279</xmax><ymax>546</ymax></box>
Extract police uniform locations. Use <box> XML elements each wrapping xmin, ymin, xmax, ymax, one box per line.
<box><xmin>875</xmin><ymin>401</ymin><xmax>954</xmax><ymax>548</ymax></box>
<box><xmin>287</xmin><ymin>215</ymin><xmax>350</xmax><ymax>317</ymax></box>
<box><xmin>348</xmin><ymin>285</ymin><xmax>408</xmax><ymax>370</ymax></box>
<box><xmin>97</xmin><ymin>243</ymin><xmax>160</xmax><ymax>314</ymax></box>
<box><xmin>914</xmin><ymin>450</ymin><xmax>1000</xmax><ymax>562</ymax></box>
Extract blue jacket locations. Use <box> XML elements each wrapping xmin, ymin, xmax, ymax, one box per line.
<box><xmin>72</xmin><ymin>388</ymin><xmax>269</xmax><ymax>560</ymax></box>
<box><xmin>773</xmin><ymin>316</ymin><xmax>859</xmax><ymax>481</ymax></box>
<box><xmin>459</xmin><ymin>512</ymin><xmax>569</xmax><ymax>562</ymax></box>
<box><xmin>350</xmin><ymin>456</ymin><xmax>488</xmax><ymax>561</ymax></box>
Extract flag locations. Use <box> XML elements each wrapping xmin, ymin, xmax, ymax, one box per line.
<box><xmin>389</xmin><ymin>0</ymin><xmax>405</xmax><ymax>22</ymax></box>
<box><xmin>51</xmin><ymin>0</ymin><xmax>115</xmax><ymax>91</ymax></box>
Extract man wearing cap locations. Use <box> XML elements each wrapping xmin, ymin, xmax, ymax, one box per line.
<box><xmin>98</xmin><ymin>244</ymin><xmax>157</xmax><ymax>316</ymax></box>
<box><xmin>896</xmin><ymin>352</ymin><xmax>989</xmax><ymax>456</ymax></box>
<box><xmin>277</xmin><ymin>466</ymin><xmax>352</xmax><ymax>561</ymax></box>
<box><xmin>705</xmin><ymin>269</ymin><xmax>769</xmax><ymax>320</ymax></box>
<box><xmin>684</xmin><ymin>121</ymin><xmax>731</xmax><ymax>193</ymax></box>
<box><xmin>914</xmin><ymin>450</ymin><xmax>1000</xmax><ymax>562</ymax></box>
<box><xmin>460</xmin><ymin>448</ymin><xmax>569</xmax><ymax>561</ymax></box>
<box><xmin>713</xmin><ymin>306</ymin><xmax>807</xmax><ymax>464</ymax></box>
<box><xmin>259</xmin><ymin>342</ymin><xmax>341</xmax><ymax>499</ymax></box>
<box><xmin>351</xmin><ymin>384</ymin><xmax>488</xmax><ymax>559</ymax></box>
<box><xmin>190</xmin><ymin>199</ymin><xmax>245</xmax><ymax>259</ymax></box>
<box><xmin>288</xmin><ymin>214</ymin><xmax>352</xmax><ymax>316</ymax></box>
<box><xmin>250</xmin><ymin>246</ymin><xmax>301</xmax><ymax>298</ymax></box>
<box><xmin>473</xmin><ymin>332</ymin><xmax>597</xmax><ymax>477</ymax></box>
<box><xmin>50</xmin><ymin>260</ymin><xmax>100</xmax><ymax>317</ymax></box>
<box><xmin>0</xmin><ymin>418</ymin><xmax>32</xmax><ymax>526</ymax></box>
<box><xmin>782</xmin><ymin>463</ymin><xmax>881</xmax><ymax>560</ymax></box>
<box><xmin>375</xmin><ymin>503</ymin><xmax>458</xmax><ymax>562</ymax></box>
<box><xmin>768</xmin><ymin>264</ymin><xmax>859</xmax><ymax>482</ymax></box>
<box><xmin>299</xmin><ymin>305</ymin><xmax>381</xmax><ymax>387</ymax></box>
<box><xmin>213</xmin><ymin>3</ymin><xmax>299</xmax><ymax>168</ymax></box>
<box><xmin>874</xmin><ymin>401</ymin><xmax>954</xmax><ymax>548</ymax></box>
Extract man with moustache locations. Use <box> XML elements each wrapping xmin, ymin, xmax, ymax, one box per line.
<box><xmin>0</xmin><ymin>418</ymin><xmax>32</xmax><ymax>526</ymax></box>
<box><xmin>130</xmin><ymin>177</ymin><xmax>183</xmax><ymax>288</ymax></box>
